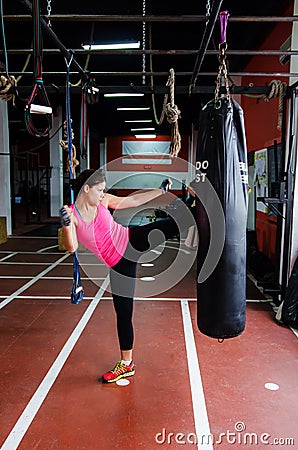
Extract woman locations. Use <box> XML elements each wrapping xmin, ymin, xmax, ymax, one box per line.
<box><xmin>61</xmin><ymin>168</ymin><xmax>181</xmax><ymax>383</ymax></box>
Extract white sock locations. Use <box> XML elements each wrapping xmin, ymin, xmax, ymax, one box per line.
<box><xmin>121</xmin><ymin>359</ymin><xmax>132</xmax><ymax>366</ymax></box>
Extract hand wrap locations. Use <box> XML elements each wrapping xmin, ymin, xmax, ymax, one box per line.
<box><xmin>60</xmin><ymin>207</ymin><xmax>71</xmax><ymax>227</ymax></box>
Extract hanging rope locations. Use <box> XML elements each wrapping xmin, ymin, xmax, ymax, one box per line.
<box><xmin>24</xmin><ymin>0</ymin><xmax>52</xmax><ymax>137</ymax></box>
<box><xmin>0</xmin><ymin>74</ymin><xmax>17</xmax><ymax>103</ymax></box>
<box><xmin>150</xmin><ymin>66</ymin><xmax>181</xmax><ymax>157</ymax></box>
<box><xmin>165</xmin><ymin>69</ymin><xmax>182</xmax><ymax>158</ymax></box>
<box><xmin>16</xmin><ymin>52</ymin><xmax>32</xmax><ymax>84</ymax></box>
<box><xmin>0</xmin><ymin>0</ymin><xmax>17</xmax><ymax>103</ymax></box>
<box><xmin>62</xmin><ymin>56</ymin><xmax>84</xmax><ymax>305</ymax></box>
<box><xmin>59</xmin><ymin>120</ymin><xmax>80</xmax><ymax>176</ymax></box>
<box><xmin>241</xmin><ymin>80</ymin><xmax>287</xmax><ymax>131</ymax></box>
<box><xmin>263</xmin><ymin>80</ymin><xmax>287</xmax><ymax>130</ymax></box>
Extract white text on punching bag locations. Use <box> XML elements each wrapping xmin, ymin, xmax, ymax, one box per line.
<box><xmin>195</xmin><ymin>160</ymin><xmax>209</xmax><ymax>183</ymax></box>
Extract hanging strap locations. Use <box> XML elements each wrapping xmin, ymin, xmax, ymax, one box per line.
<box><xmin>65</xmin><ymin>57</ymin><xmax>84</xmax><ymax>305</ymax></box>
<box><xmin>80</xmin><ymin>88</ymin><xmax>88</xmax><ymax>159</ymax></box>
<box><xmin>24</xmin><ymin>0</ymin><xmax>52</xmax><ymax>137</ymax></box>
<box><xmin>219</xmin><ymin>10</ymin><xmax>229</xmax><ymax>45</ymax></box>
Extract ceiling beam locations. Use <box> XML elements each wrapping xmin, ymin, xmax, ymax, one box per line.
<box><xmin>3</xmin><ymin>49</ymin><xmax>298</xmax><ymax>56</ymax></box>
<box><xmin>11</xmin><ymin>71</ymin><xmax>298</xmax><ymax>78</ymax></box>
<box><xmin>4</xmin><ymin>15</ymin><xmax>298</xmax><ymax>22</ymax></box>
<box><xmin>14</xmin><ymin>85</ymin><xmax>282</xmax><ymax>95</ymax></box>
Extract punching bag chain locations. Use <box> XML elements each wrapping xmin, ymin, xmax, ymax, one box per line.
<box><xmin>214</xmin><ymin>44</ymin><xmax>231</xmax><ymax>106</ymax></box>
<box><xmin>214</xmin><ymin>11</ymin><xmax>231</xmax><ymax>106</ymax></box>
<box><xmin>46</xmin><ymin>0</ymin><xmax>52</xmax><ymax>27</ymax></box>
<box><xmin>142</xmin><ymin>0</ymin><xmax>146</xmax><ymax>85</ymax></box>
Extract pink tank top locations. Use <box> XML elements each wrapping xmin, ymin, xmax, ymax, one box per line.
<box><xmin>71</xmin><ymin>203</ymin><xmax>129</xmax><ymax>267</ymax></box>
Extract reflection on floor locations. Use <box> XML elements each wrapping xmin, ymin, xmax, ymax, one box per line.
<box><xmin>0</xmin><ymin>235</ymin><xmax>297</xmax><ymax>449</ymax></box>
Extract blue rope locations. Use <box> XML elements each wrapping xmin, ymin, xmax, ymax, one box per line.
<box><xmin>65</xmin><ymin>57</ymin><xmax>84</xmax><ymax>305</ymax></box>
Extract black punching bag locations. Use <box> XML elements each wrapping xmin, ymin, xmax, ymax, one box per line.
<box><xmin>194</xmin><ymin>98</ymin><xmax>248</xmax><ymax>339</ymax></box>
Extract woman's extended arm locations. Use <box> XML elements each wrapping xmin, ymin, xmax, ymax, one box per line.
<box><xmin>103</xmin><ymin>179</ymin><xmax>172</xmax><ymax>210</ymax></box>
<box><xmin>103</xmin><ymin>189</ymin><xmax>162</xmax><ymax>210</ymax></box>
<box><xmin>60</xmin><ymin>206</ymin><xmax>79</xmax><ymax>253</ymax></box>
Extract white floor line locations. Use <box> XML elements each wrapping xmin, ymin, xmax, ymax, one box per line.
<box><xmin>246</xmin><ymin>298</ymin><xmax>272</xmax><ymax>303</ymax></box>
<box><xmin>150</xmin><ymin>249</ymin><xmax>162</xmax><ymax>255</ymax></box>
<box><xmin>0</xmin><ymin>253</ymin><xmax>17</xmax><ymax>262</ymax></box>
<box><xmin>60</xmin><ymin>262</ymin><xmax>105</xmax><ymax>266</ymax></box>
<box><xmin>134</xmin><ymin>297</ymin><xmax>197</xmax><ymax>301</ymax></box>
<box><xmin>0</xmin><ymin>251</ymin><xmax>101</xmax><ymax>257</ymax></box>
<box><xmin>0</xmin><ymin>276</ymin><xmax>110</xmax><ymax>450</ymax></box>
<box><xmin>0</xmin><ymin>251</ymin><xmax>63</xmax><ymax>255</ymax></box>
<box><xmin>0</xmin><ymin>254</ymin><xmax>69</xmax><ymax>310</ymax></box>
<box><xmin>0</xmin><ymin>276</ymin><xmax>33</xmax><ymax>279</ymax></box>
<box><xmin>0</xmin><ymin>276</ymin><xmax>105</xmax><ymax>281</ymax></box>
<box><xmin>37</xmin><ymin>245</ymin><xmax>59</xmax><ymax>253</ymax></box>
<box><xmin>0</xmin><ymin>262</ymin><xmax>54</xmax><ymax>266</ymax></box>
<box><xmin>180</xmin><ymin>300</ymin><xmax>213</xmax><ymax>450</ymax></box>
<box><xmin>0</xmin><ymin>295</ymin><xmax>197</xmax><ymax>302</ymax></box>
<box><xmin>8</xmin><ymin>236</ymin><xmax>58</xmax><ymax>240</ymax></box>
<box><xmin>44</xmin><ymin>276</ymin><xmax>105</xmax><ymax>281</ymax></box>
<box><xmin>162</xmin><ymin>244</ymin><xmax>191</xmax><ymax>254</ymax></box>
<box><xmin>0</xmin><ymin>262</ymin><xmax>105</xmax><ymax>266</ymax></box>
<box><xmin>0</xmin><ymin>295</ymin><xmax>96</xmax><ymax>301</ymax></box>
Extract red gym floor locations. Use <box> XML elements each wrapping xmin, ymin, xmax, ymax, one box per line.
<box><xmin>0</xmin><ymin>234</ymin><xmax>297</xmax><ymax>449</ymax></box>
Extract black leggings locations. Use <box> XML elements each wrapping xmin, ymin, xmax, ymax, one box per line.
<box><xmin>109</xmin><ymin>217</ymin><xmax>179</xmax><ymax>351</ymax></box>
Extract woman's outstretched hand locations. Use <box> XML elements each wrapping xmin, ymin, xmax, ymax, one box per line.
<box><xmin>159</xmin><ymin>178</ymin><xmax>173</xmax><ymax>194</ymax></box>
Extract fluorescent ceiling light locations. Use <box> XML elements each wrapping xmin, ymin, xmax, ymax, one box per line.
<box><xmin>131</xmin><ymin>128</ymin><xmax>155</xmax><ymax>131</ymax></box>
<box><xmin>125</xmin><ymin>119</ymin><xmax>153</xmax><ymax>123</ymax></box>
<box><xmin>104</xmin><ymin>93</ymin><xmax>144</xmax><ymax>97</ymax></box>
<box><xmin>135</xmin><ymin>134</ymin><xmax>157</xmax><ymax>139</ymax></box>
<box><xmin>117</xmin><ymin>107</ymin><xmax>150</xmax><ymax>111</ymax></box>
<box><xmin>82</xmin><ymin>41</ymin><xmax>140</xmax><ymax>50</ymax></box>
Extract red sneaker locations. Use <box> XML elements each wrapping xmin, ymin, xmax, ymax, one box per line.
<box><xmin>101</xmin><ymin>361</ymin><xmax>135</xmax><ymax>383</ymax></box>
